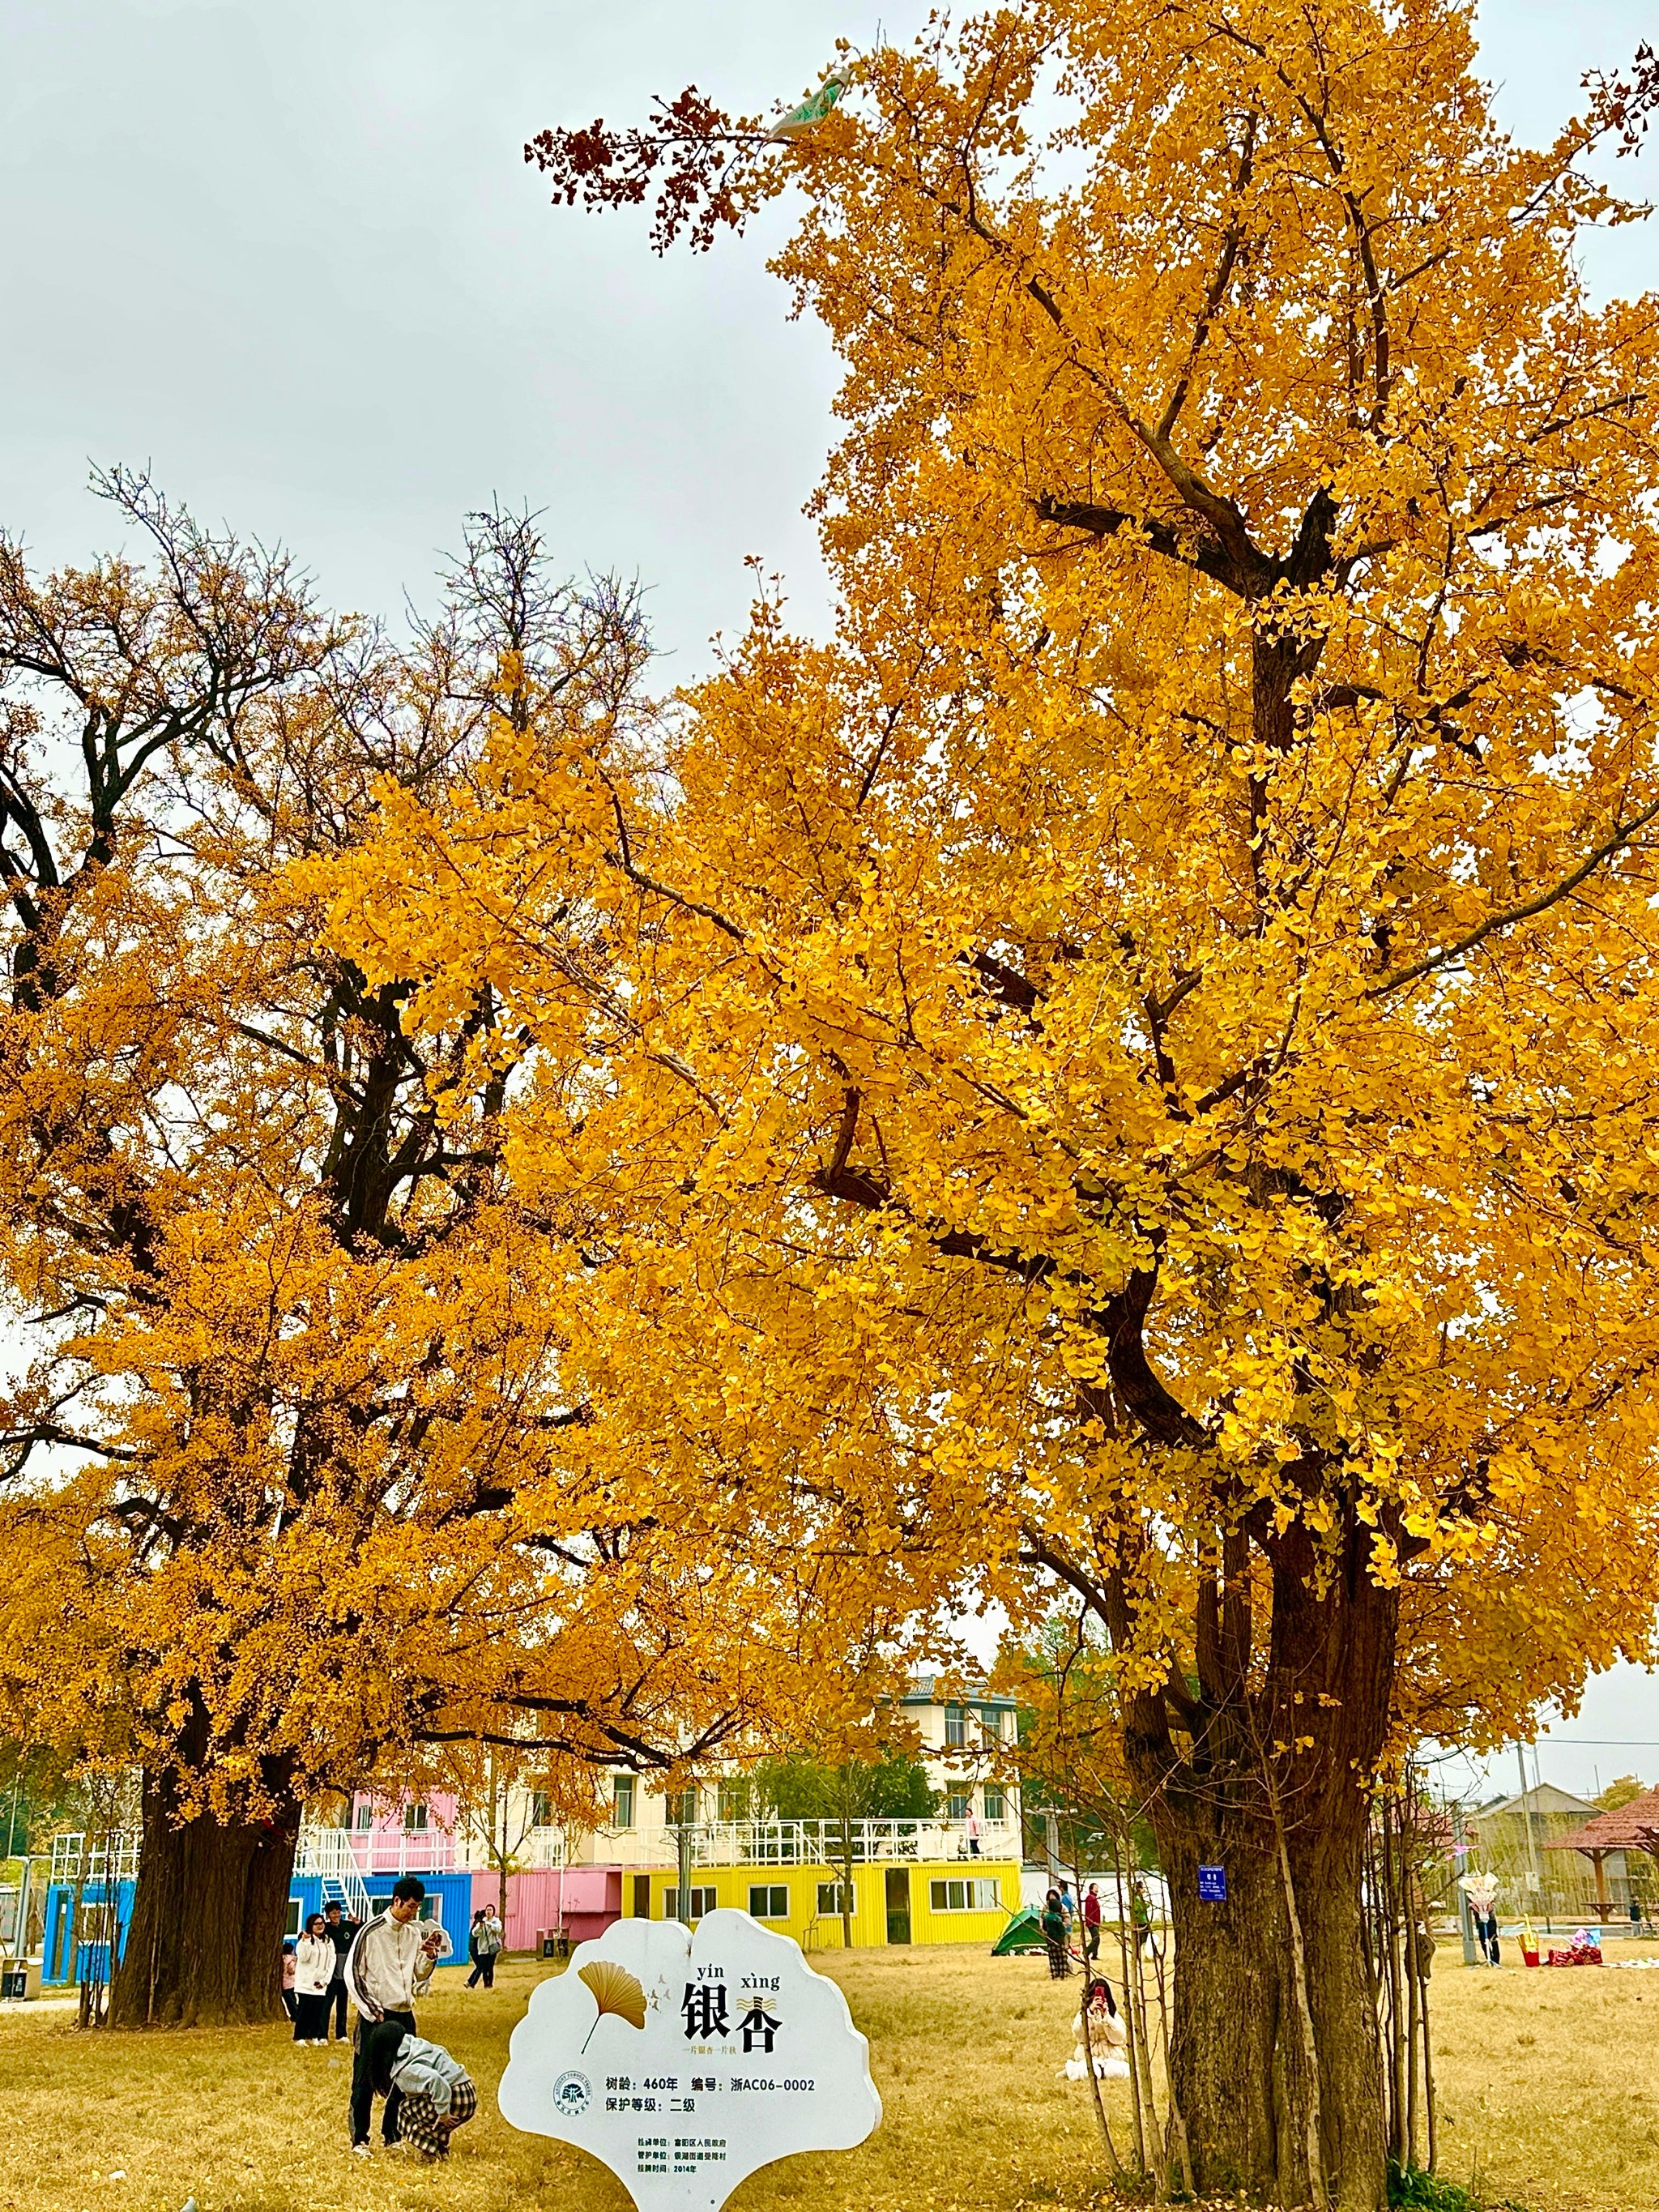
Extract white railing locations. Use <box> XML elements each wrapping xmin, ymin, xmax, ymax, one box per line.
<box><xmin>689</xmin><ymin>1819</ymin><xmax>1020</xmax><ymax>1868</ymax></box>
<box><xmin>294</xmin><ymin>1824</ymin><xmax>458</xmax><ymax>1882</ymax></box>
<box><xmin>47</xmin><ymin>1816</ymin><xmax>1014</xmax><ymax>1895</ymax></box>
<box><xmin>49</xmin><ymin>1834</ymin><xmax>143</xmax><ymax>1885</ymax></box>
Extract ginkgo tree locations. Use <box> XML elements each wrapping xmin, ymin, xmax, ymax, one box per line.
<box><xmin>0</xmin><ymin>485</ymin><xmax>910</xmax><ymax>2027</ymax></box>
<box><xmin>326</xmin><ymin>3</ymin><xmax>1659</xmax><ymax>2202</ymax></box>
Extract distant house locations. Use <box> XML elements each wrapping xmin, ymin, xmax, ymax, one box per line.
<box><xmin>1464</xmin><ymin>1783</ymin><xmax>1601</xmax><ymax>1915</ymax></box>
<box><xmin>1547</xmin><ymin>1783</ymin><xmax>1659</xmax><ymax>1914</ymax></box>
<box><xmin>1469</xmin><ymin>1780</ymin><xmax>1598</xmax><ymax>1846</ymax></box>
<box><xmin>487</xmin><ymin>1676</ymin><xmax>1024</xmax><ymax>1953</ymax></box>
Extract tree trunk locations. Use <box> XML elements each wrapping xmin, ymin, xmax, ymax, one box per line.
<box><xmin>1133</xmin><ymin>1539</ymin><xmax>1396</xmax><ymax>2210</ymax></box>
<box><xmin>111</xmin><ymin>1757</ymin><xmax>300</xmax><ymax>2029</ymax></box>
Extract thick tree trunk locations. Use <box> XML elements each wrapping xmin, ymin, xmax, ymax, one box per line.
<box><xmin>111</xmin><ymin>1757</ymin><xmax>300</xmax><ymax>2030</ymax></box>
<box><xmin>1133</xmin><ymin>1540</ymin><xmax>1397</xmax><ymax>2210</ymax></box>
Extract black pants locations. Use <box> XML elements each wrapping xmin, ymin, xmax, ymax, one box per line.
<box><xmin>330</xmin><ymin>1978</ymin><xmax>348</xmax><ymax>2040</ymax></box>
<box><xmin>351</xmin><ymin>2008</ymin><xmax>416</xmax><ymax>2146</ymax></box>
<box><xmin>294</xmin><ymin>1990</ymin><xmax>331</xmax><ymax>2040</ymax></box>
<box><xmin>467</xmin><ymin>1950</ymin><xmax>497</xmax><ymax>1988</ymax></box>
<box><xmin>281</xmin><ymin>1989</ymin><xmax>297</xmax><ymax>2022</ymax></box>
<box><xmin>1084</xmin><ymin>1923</ymin><xmax>1100</xmax><ymax>1960</ymax></box>
<box><xmin>1475</xmin><ymin>1912</ymin><xmax>1500</xmax><ymax>1966</ymax></box>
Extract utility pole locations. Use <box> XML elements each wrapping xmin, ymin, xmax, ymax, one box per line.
<box><xmin>1517</xmin><ymin>1742</ymin><xmax>1544</xmax><ymax>1930</ymax></box>
<box><xmin>674</xmin><ymin>1789</ymin><xmax>694</xmax><ymax>1928</ymax></box>
<box><xmin>1530</xmin><ymin>1741</ymin><xmax>1553</xmax><ymax>1932</ymax></box>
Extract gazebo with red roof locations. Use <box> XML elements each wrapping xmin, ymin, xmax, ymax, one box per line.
<box><xmin>1547</xmin><ymin>1784</ymin><xmax>1659</xmax><ymax>1914</ymax></box>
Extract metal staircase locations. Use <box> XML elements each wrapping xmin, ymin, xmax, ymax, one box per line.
<box><xmin>293</xmin><ymin>1829</ymin><xmax>370</xmax><ymax>1920</ymax></box>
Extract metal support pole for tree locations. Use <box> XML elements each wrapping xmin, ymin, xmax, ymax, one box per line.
<box><xmin>1451</xmin><ymin>1803</ymin><xmax>1477</xmax><ymax>1967</ymax></box>
<box><xmin>676</xmin><ymin>1809</ymin><xmax>693</xmax><ymax>1928</ymax></box>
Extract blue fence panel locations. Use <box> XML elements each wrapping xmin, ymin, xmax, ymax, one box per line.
<box><xmin>42</xmin><ymin>1880</ymin><xmax>134</xmax><ymax>1986</ymax></box>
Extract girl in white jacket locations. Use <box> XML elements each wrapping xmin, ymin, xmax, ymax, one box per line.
<box><xmin>293</xmin><ymin>1915</ymin><xmax>335</xmax><ymax>2044</ymax></box>
<box><xmin>1062</xmin><ymin>1977</ymin><xmax>1131</xmax><ymax>2082</ymax></box>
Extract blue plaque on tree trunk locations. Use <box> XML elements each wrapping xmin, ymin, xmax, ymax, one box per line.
<box><xmin>1197</xmin><ymin>1864</ymin><xmax>1227</xmax><ymax>1902</ymax></box>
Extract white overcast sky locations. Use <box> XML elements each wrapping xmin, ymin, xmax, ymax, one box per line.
<box><xmin>2</xmin><ymin>0</ymin><xmax>1657</xmax><ymax>1798</ymax></box>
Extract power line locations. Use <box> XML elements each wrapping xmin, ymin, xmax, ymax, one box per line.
<box><xmin>1532</xmin><ymin>1738</ymin><xmax>1659</xmax><ymax>1748</ymax></box>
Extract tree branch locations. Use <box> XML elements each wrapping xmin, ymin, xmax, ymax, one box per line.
<box><xmin>1368</xmin><ymin>791</ymin><xmax>1659</xmax><ymax>997</ymax></box>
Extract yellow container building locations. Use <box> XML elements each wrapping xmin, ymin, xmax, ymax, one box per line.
<box><xmin>621</xmin><ymin>1858</ymin><xmax>1021</xmax><ymax>1950</ymax></box>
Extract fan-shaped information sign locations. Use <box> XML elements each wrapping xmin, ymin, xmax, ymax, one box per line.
<box><xmin>498</xmin><ymin>1908</ymin><xmax>881</xmax><ymax>2211</ymax></box>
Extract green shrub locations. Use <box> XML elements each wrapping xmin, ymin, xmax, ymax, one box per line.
<box><xmin>1388</xmin><ymin>2161</ymin><xmax>1528</xmax><ymax>2212</ymax></box>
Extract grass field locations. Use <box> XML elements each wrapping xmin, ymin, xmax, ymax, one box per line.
<box><xmin>4</xmin><ymin>1941</ymin><xmax>1658</xmax><ymax>2212</ymax></box>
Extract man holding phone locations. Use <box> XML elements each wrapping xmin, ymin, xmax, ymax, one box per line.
<box><xmin>345</xmin><ymin>1877</ymin><xmax>451</xmax><ymax>2155</ymax></box>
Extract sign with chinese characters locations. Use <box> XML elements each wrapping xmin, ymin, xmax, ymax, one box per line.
<box><xmin>497</xmin><ymin>1908</ymin><xmax>881</xmax><ymax>2212</ymax></box>
<box><xmin>1197</xmin><ymin>1864</ymin><xmax>1228</xmax><ymax>1902</ymax></box>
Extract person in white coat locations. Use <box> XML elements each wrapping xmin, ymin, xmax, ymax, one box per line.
<box><xmin>1062</xmin><ymin>1978</ymin><xmax>1131</xmax><ymax>2082</ymax></box>
<box><xmin>293</xmin><ymin>1914</ymin><xmax>335</xmax><ymax>2043</ymax></box>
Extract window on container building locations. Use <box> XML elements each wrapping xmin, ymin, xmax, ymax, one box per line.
<box><xmin>983</xmin><ymin>1785</ymin><xmax>1005</xmax><ymax>1822</ymax></box>
<box><xmin>929</xmin><ymin>1878</ymin><xmax>1001</xmax><ymax>1911</ymax></box>
<box><xmin>665</xmin><ymin>1885</ymin><xmax>717</xmax><ymax>1921</ymax></box>
<box><xmin>748</xmin><ymin>1884</ymin><xmax>789</xmax><ymax>1919</ymax></box>
<box><xmin>531</xmin><ymin>1789</ymin><xmax>552</xmax><ymax>1828</ymax></box>
<box><xmin>945</xmin><ymin>1705</ymin><xmax>966</xmax><ymax>1748</ymax></box>
<box><xmin>945</xmin><ymin>1791</ymin><xmax>970</xmax><ymax>1822</ymax></box>
<box><xmin>717</xmin><ymin>1780</ymin><xmax>748</xmax><ymax>1823</ymax></box>
<box><xmin>817</xmin><ymin>1881</ymin><xmax>855</xmax><ymax>1917</ymax></box>
<box><xmin>612</xmin><ymin>1776</ymin><xmax>635</xmax><ymax>1829</ymax></box>
<box><xmin>402</xmin><ymin>1803</ymin><xmax>429</xmax><ymax>1832</ymax></box>
<box><xmin>667</xmin><ymin>1787</ymin><xmax>699</xmax><ymax>1827</ymax></box>
<box><xmin>354</xmin><ymin>1801</ymin><xmax>373</xmax><ymax>1830</ymax></box>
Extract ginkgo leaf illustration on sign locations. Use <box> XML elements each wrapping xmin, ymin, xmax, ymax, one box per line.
<box><xmin>579</xmin><ymin>1958</ymin><xmax>648</xmax><ymax>2050</ymax></box>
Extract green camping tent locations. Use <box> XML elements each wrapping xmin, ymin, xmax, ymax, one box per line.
<box><xmin>992</xmin><ymin>1907</ymin><xmax>1045</xmax><ymax>1956</ymax></box>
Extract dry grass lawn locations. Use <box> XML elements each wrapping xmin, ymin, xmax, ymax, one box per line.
<box><xmin>2</xmin><ymin>1940</ymin><xmax>1657</xmax><ymax>2212</ymax></box>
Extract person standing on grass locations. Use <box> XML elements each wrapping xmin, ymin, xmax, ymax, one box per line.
<box><xmin>1041</xmin><ymin>1889</ymin><xmax>1071</xmax><ymax>1979</ymax></box>
<box><xmin>1130</xmin><ymin>1877</ymin><xmax>1154</xmax><ymax>1956</ymax></box>
<box><xmin>294</xmin><ymin>1914</ymin><xmax>335</xmax><ymax>2044</ymax></box>
<box><xmin>279</xmin><ymin>1940</ymin><xmax>298</xmax><ymax>2022</ymax></box>
<box><xmin>345</xmin><ymin>1877</ymin><xmax>450</xmax><ymax>2156</ymax></box>
<box><xmin>322</xmin><ymin>1899</ymin><xmax>360</xmax><ymax>2043</ymax></box>
<box><xmin>1082</xmin><ymin>1881</ymin><xmax>1102</xmax><ymax>1962</ymax></box>
<box><xmin>466</xmin><ymin>1903</ymin><xmax>502</xmax><ymax>1989</ymax></box>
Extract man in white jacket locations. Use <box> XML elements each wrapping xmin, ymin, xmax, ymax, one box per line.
<box><xmin>345</xmin><ymin>1877</ymin><xmax>450</xmax><ymax>2154</ymax></box>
